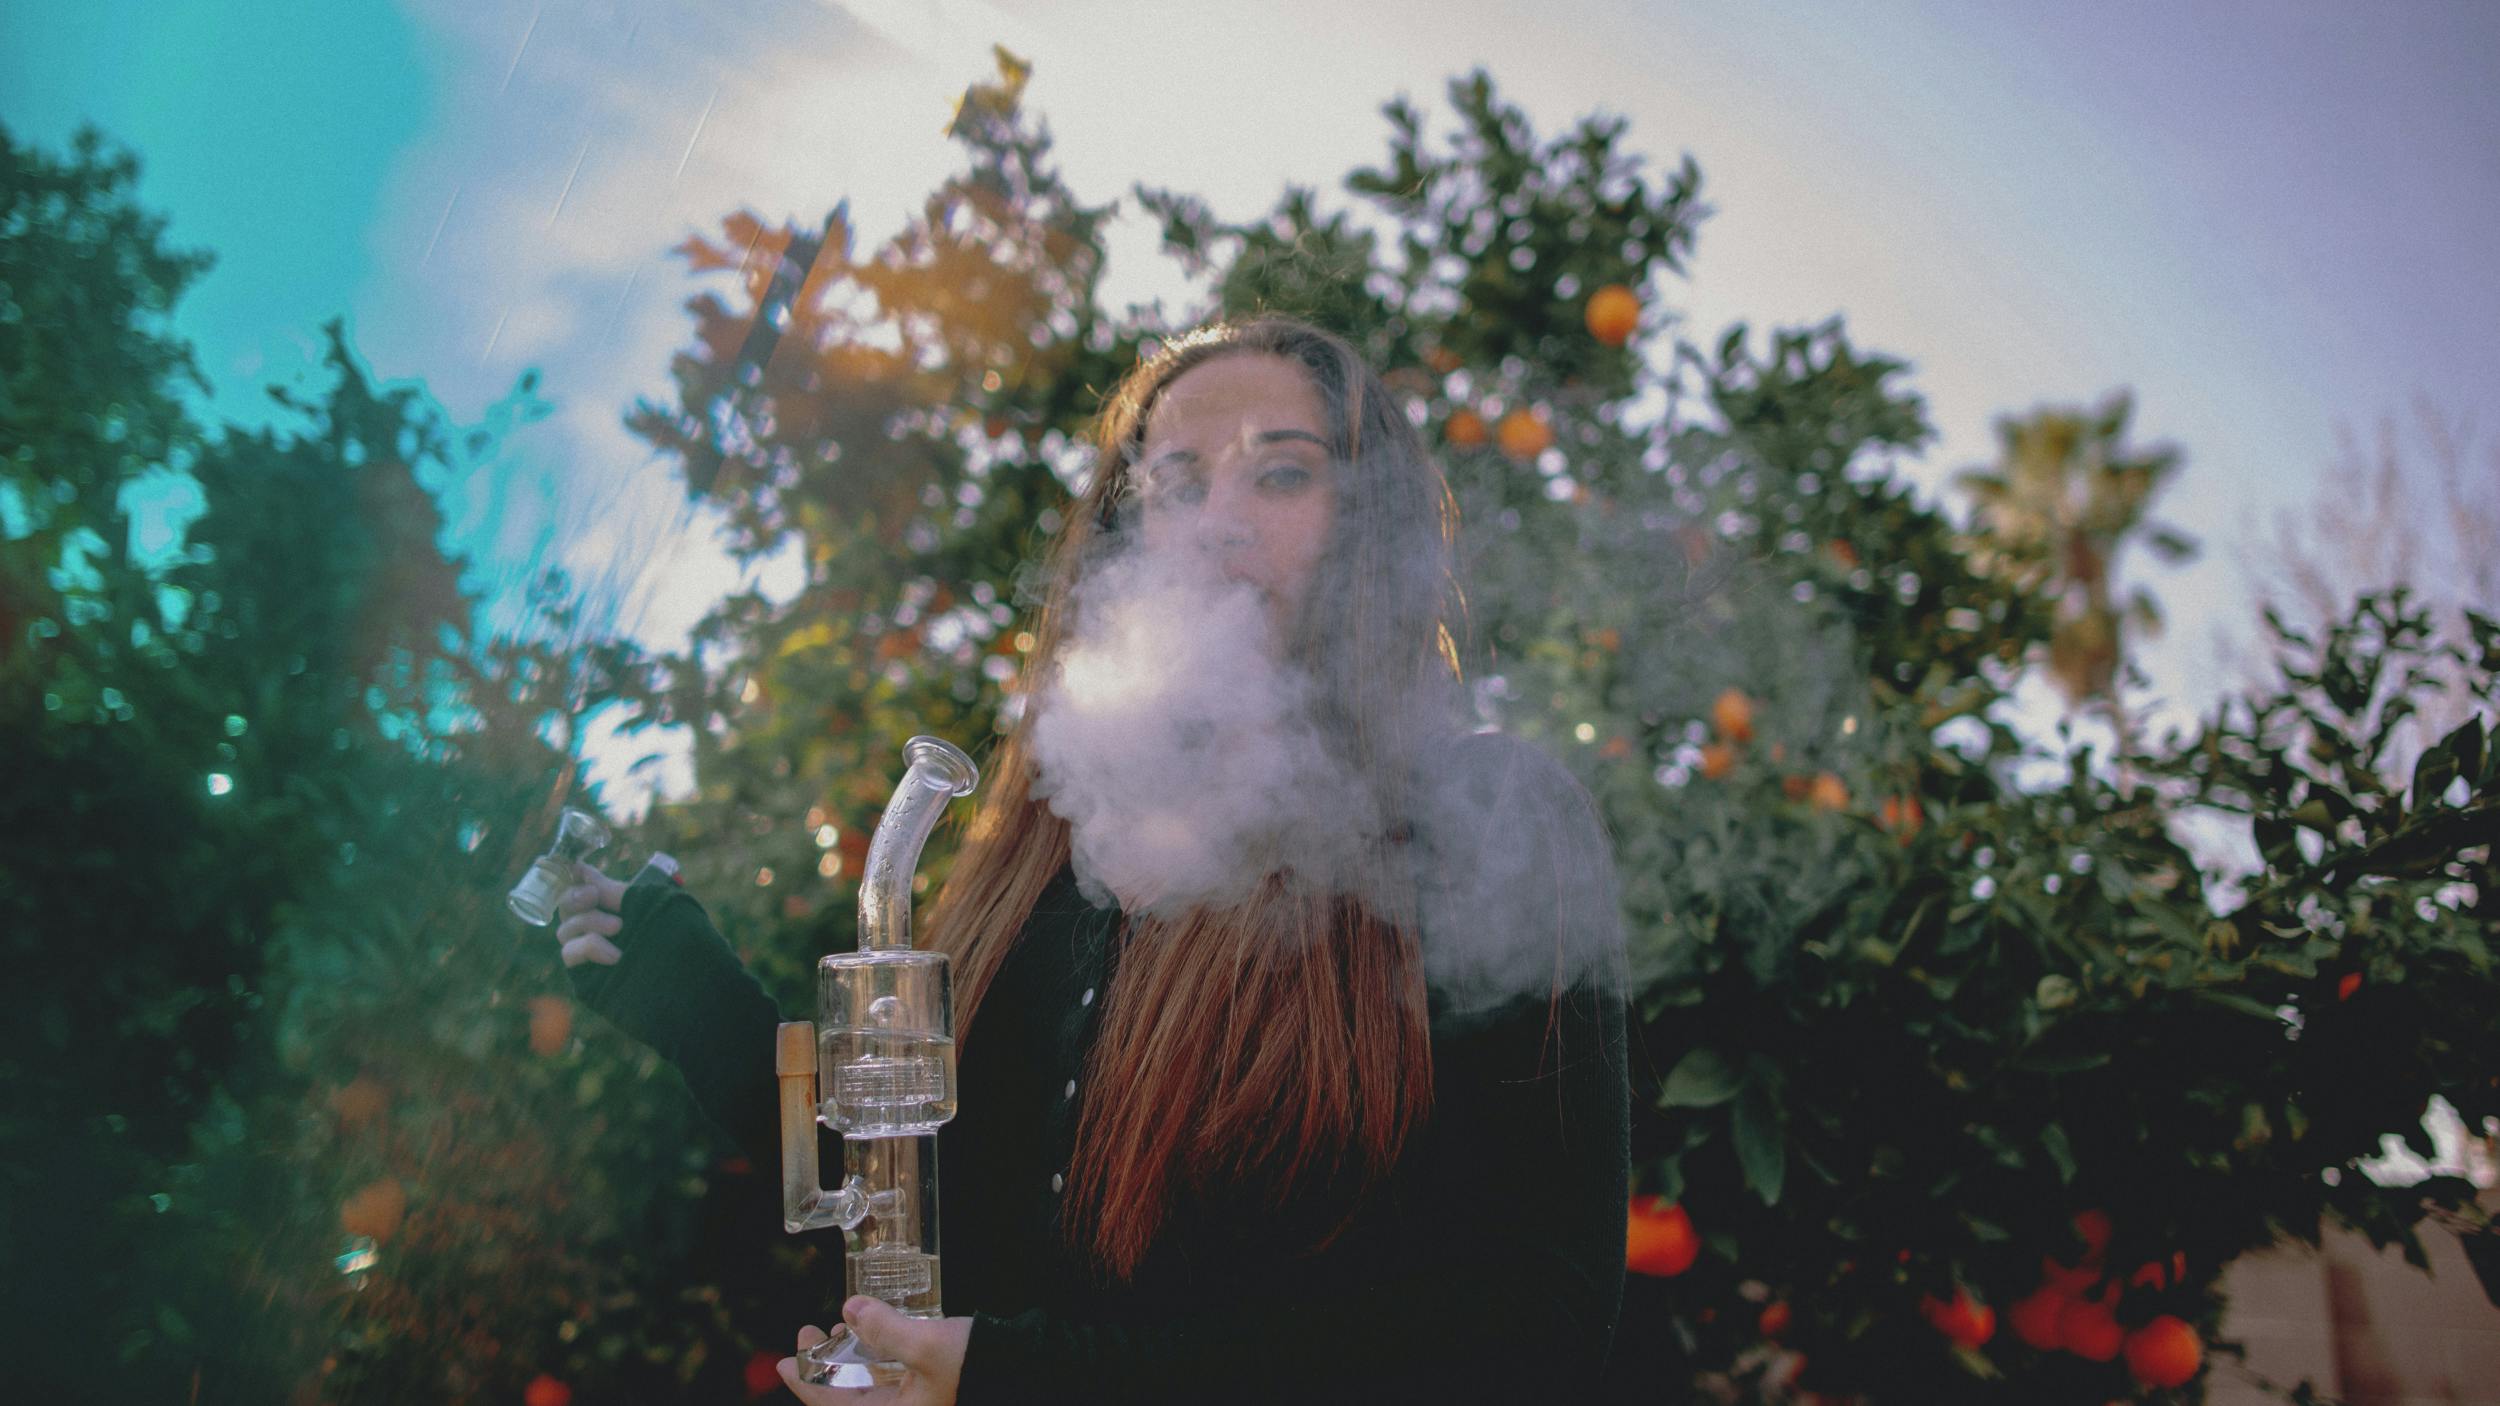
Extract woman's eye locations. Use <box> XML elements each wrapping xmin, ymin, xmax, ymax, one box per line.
<box><xmin>1258</xmin><ymin>464</ymin><xmax>1312</xmax><ymax>492</ymax></box>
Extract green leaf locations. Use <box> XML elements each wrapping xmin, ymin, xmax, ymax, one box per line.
<box><xmin>2196</xmin><ymin>991</ymin><xmax>2289</xmax><ymax>1023</ymax></box>
<box><xmin>1733</xmin><ymin>1076</ymin><xmax>1787</xmax><ymax>1206</ymax></box>
<box><xmin>2443</xmin><ymin>715</ymin><xmax>2485</xmax><ymax>792</ymax></box>
<box><xmin>1949</xmin><ymin>1343</ymin><xmax>2003</xmax><ymax>1379</ymax></box>
<box><xmin>1660</xmin><ymin>1048</ymin><xmax>1747</xmax><ymax>1107</ymax></box>
<box><xmin>1961</xmin><ymin>1213</ymin><xmax>2013</xmax><ymax>1242</ymax></box>
<box><xmin>2005</xmin><ymin>1046</ymin><xmax>2112</xmax><ymax>1075</ymax></box>
<box><xmin>2138</xmin><ymin>897</ymin><xmax>2205</xmax><ymax>949</ymax></box>
<box><xmin>2413</xmin><ymin>743</ymin><xmax>2459</xmax><ymax>807</ymax></box>
<box><xmin>1717</xmin><ymin>322</ymin><xmax>1748</xmax><ymax>367</ymax></box>
<box><xmin>2040</xmin><ymin>1122</ymin><xmax>2077</xmax><ymax>1185</ymax></box>
<box><xmin>2456</xmin><ymin>930</ymin><xmax>2492</xmax><ymax>974</ymax></box>
<box><xmin>1644</xmin><ymin>1154</ymin><xmax>1686</xmax><ymax>1205</ymax></box>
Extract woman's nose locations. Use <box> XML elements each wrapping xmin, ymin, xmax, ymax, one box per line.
<box><xmin>1195</xmin><ymin>484</ymin><xmax>1257</xmax><ymax>548</ymax></box>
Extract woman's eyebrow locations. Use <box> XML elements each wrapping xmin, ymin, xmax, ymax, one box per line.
<box><xmin>1139</xmin><ymin>430</ymin><xmax>1323</xmax><ymax>473</ymax></box>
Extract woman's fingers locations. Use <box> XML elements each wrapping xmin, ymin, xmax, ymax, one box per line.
<box><xmin>560</xmin><ymin>932</ymin><xmax>623</xmax><ymax>968</ymax></box>
<box><xmin>551</xmin><ymin>865</ymin><xmax>627</xmax><ymax>969</ymax></box>
<box><xmin>555</xmin><ymin>905</ymin><xmax>622</xmax><ymax>968</ymax></box>
<box><xmin>776</xmin><ymin>1325</ymin><xmax>891</xmax><ymax>1403</ymax></box>
<box><xmin>555</xmin><ymin>906</ymin><xmax>621</xmax><ymax>944</ymax></box>
<box><xmin>554</xmin><ymin>865</ymin><xmax>624</xmax><ymax>921</ymax></box>
<box><xmin>578</xmin><ymin>861</ymin><xmax>626</xmax><ymax>907</ymax></box>
<box><xmin>836</xmin><ymin>1300</ymin><xmax>967</xmax><ymax>1402</ymax></box>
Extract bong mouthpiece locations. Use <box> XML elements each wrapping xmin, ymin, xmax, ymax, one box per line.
<box><xmin>856</xmin><ymin>736</ymin><xmax>980</xmax><ymax>951</ymax></box>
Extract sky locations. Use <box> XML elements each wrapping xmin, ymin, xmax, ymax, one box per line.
<box><xmin>6</xmin><ymin>0</ymin><xmax>2496</xmax><ymax>808</ymax></box>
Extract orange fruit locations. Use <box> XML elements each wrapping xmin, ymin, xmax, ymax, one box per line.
<box><xmin>1626</xmin><ymin>1197</ymin><xmax>1699</xmax><ymax>1277</ymax></box>
<box><xmin>2010</xmin><ymin>1286</ymin><xmax>2066</xmax><ymax>1350</ymax></box>
<box><xmin>744</xmin><ymin>1349</ymin><xmax>783</xmax><ymax>1398</ymax></box>
<box><xmin>1584</xmin><ymin>283</ymin><xmax>1641</xmax><ymax>347</ymax></box>
<box><xmin>1424</xmin><ymin>345</ymin><xmax>1464</xmax><ymax>375</ymax></box>
<box><xmin>1496</xmin><ymin>407</ymin><xmax>1553</xmax><ymax>461</ymax></box>
<box><xmin>2039</xmin><ymin>1255</ymin><xmax>2099</xmax><ymax>1295</ymax></box>
<box><xmin>329</xmin><ymin>1076</ymin><xmax>389</xmax><ymax>1130</ymax></box>
<box><xmin>1781</xmin><ymin>775</ymin><xmax>1811</xmax><ymax>802</ymax></box>
<box><xmin>1711</xmin><ymin>688</ymin><xmax>1755</xmax><ymax>744</ymax></box>
<box><xmin>528</xmin><ymin>996</ymin><xmax>572</xmax><ymax>1057</ymax></box>
<box><xmin>2058</xmin><ymin>1288</ymin><xmax>2123</xmax><ymax>1362</ymax></box>
<box><xmin>340</xmin><ymin>1179</ymin><xmax>407</xmax><ymax>1243</ymax></box>
<box><xmin>1699</xmin><ymin>743</ymin><xmax>1736</xmax><ymax>781</ymax></box>
<box><xmin>2123</xmin><ymin>1314</ymin><xmax>2202</xmax><ymax>1388</ymax></box>
<box><xmin>2128</xmin><ymin>1255</ymin><xmax>2175</xmax><ymax>1290</ymax></box>
<box><xmin>1921</xmin><ymin>1288</ymin><xmax>1995</xmax><ymax>1348</ymax></box>
<box><xmin>1808</xmin><ymin>772</ymin><xmax>1849</xmax><ymax>812</ymax></box>
<box><xmin>1445</xmin><ymin>408</ymin><xmax>1488</xmax><ymax>449</ymax></box>
<box><xmin>2072</xmin><ymin>1208</ymin><xmax>2114</xmax><ymax>1264</ymax></box>
<box><xmin>523</xmin><ymin>1375</ymin><xmax>572</xmax><ymax>1406</ymax></box>
<box><xmin>1878</xmin><ymin>795</ymin><xmax>1924</xmax><ymax>840</ymax></box>
<box><xmin>1826</xmin><ymin>540</ymin><xmax>1861</xmax><ymax>570</ymax></box>
<box><xmin>1759</xmin><ymin>1300</ymin><xmax>1792</xmax><ymax>1338</ymax></box>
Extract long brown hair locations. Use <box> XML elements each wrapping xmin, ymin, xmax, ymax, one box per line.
<box><xmin>924</xmin><ymin>316</ymin><xmax>1463</xmax><ymax>1280</ymax></box>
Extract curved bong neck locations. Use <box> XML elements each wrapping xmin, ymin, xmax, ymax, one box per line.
<box><xmin>857</xmin><ymin>736</ymin><xmax>981</xmax><ymax>951</ymax></box>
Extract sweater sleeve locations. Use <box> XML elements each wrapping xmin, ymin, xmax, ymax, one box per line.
<box><xmin>565</xmin><ymin>868</ymin><xmax>788</xmax><ymax>1172</ymax></box>
<box><xmin>956</xmin><ymin>734</ymin><xmax>1631</xmax><ymax>1405</ymax></box>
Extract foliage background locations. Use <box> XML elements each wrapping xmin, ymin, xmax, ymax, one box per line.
<box><xmin>4</xmin><ymin>58</ymin><xmax>2494</xmax><ymax>1403</ymax></box>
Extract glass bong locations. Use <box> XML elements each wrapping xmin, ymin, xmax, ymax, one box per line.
<box><xmin>778</xmin><ymin>735</ymin><xmax>980</xmax><ymax>1387</ymax></box>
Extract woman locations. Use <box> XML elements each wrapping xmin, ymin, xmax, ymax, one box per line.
<box><xmin>556</xmin><ymin>316</ymin><xmax>1629</xmax><ymax>1404</ymax></box>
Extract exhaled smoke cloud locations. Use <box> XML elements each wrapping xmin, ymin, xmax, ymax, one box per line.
<box><xmin>1027</xmin><ymin>538</ymin><xmax>1380</xmax><ymax>918</ymax></box>
<box><xmin>1022</xmin><ymin>516</ymin><xmax>1627</xmax><ymax>1021</ymax></box>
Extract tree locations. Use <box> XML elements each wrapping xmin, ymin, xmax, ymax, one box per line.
<box><xmin>1</xmin><ymin>123</ymin><xmax>688</xmax><ymax>1403</ymax></box>
<box><xmin>2233</xmin><ymin>397</ymin><xmax>2499</xmax><ymax>779</ymax></box>
<box><xmin>598</xmin><ymin>59</ymin><xmax>2497</xmax><ymax>1402</ymax></box>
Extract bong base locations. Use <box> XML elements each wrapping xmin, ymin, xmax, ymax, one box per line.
<box><xmin>798</xmin><ymin>1324</ymin><xmax>907</xmax><ymax>1389</ymax></box>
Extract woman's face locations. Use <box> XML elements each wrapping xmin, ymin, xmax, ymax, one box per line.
<box><xmin>1132</xmin><ymin>352</ymin><xmax>1338</xmax><ymax>635</ymax></box>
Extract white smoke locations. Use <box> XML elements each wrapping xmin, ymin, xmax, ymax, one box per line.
<box><xmin>1022</xmin><ymin>502</ymin><xmax>1627</xmax><ymax>1026</ymax></box>
<box><xmin>1026</xmin><ymin>537</ymin><xmax>1380</xmax><ymax>918</ymax></box>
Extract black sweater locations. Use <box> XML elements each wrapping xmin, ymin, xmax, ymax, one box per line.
<box><xmin>570</xmin><ymin>733</ymin><xmax>1630</xmax><ymax>1404</ymax></box>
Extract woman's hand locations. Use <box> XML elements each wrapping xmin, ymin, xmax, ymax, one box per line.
<box><xmin>775</xmin><ymin>1299</ymin><xmax>970</xmax><ymax>1405</ymax></box>
<box><xmin>552</xmin><ymin>860</ymin><xmax>628</xmax><ymax>967</ymax></box>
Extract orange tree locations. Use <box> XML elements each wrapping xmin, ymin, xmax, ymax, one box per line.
<box><xmin>0</xmin><ymin>122</ymin><xmax>732</xmax><ymax>1404</ymax></box>
<box><xmin>40</xmin><ymin>56</ymin><xmax>2473</xmax><ymax>1402</ymax></box>
<box><xmin>600</xmin><ymin>60</ymin><xmax>2498</xmax><ymax>1403</ymax></box>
